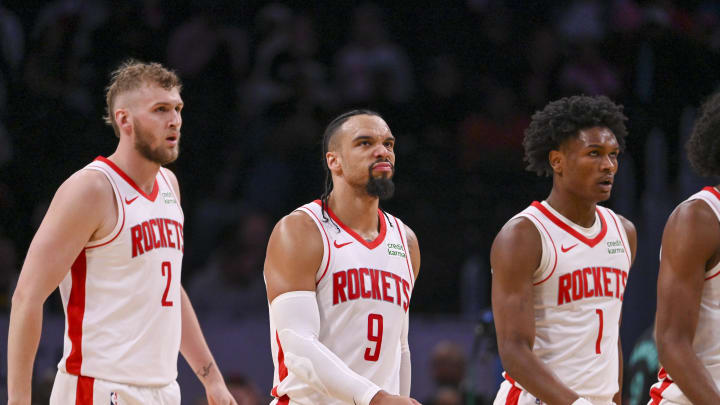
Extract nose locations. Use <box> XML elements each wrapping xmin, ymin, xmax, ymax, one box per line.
<box><xmin>373</xmin><ymin>143</ymin><xmax>391</xmax><ymax>159</ymax></box>
<box><xmin>600</xmin><ymin>154</ymin><xmax>617</xmax><ymax>172</ymax></box>
<box><xmin>169</xmin><ymin>110</ymin><xmax>181</xmax><ymax>129</ymax></box>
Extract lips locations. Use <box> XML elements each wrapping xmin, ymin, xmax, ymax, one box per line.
<box><xmin>166</xmin><ymin>133</ymin><xmax>179</xmax><ymax>145</ymax></box>
<box><xmin>598</xmin><ymin>177</ymin><xmax>613</xmax><ymax>191</ymax></box>
<box><xmin>372</xmin><ymin>162</ymin><xmax>393</xmax><ymax>172</ymax></box>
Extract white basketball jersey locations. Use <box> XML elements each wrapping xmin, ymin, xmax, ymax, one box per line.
<box><xmin>649</xmin><ymin>187</ymin><xmax>720</xmax><ymax>404</ymax></box>
<box><xmin>269</xmin><ymin>200</ymin><xmax>415</xmax><ymax>405</ymax></box>
<box><xmin>57</xmin><ymin>156</ymin><xmax>184</xmax><ymax>386</ymax></box>
<box><xmin>500</xmin><ymin>201</ymin><xmax>631</xmax><ymax>402</ymax></box>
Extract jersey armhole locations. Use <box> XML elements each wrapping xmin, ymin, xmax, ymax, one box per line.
<box><xmin>158</xmin><ymin>168</ymin><xmax>184</xmax><ymax>220</ymax></box>
<box><xmin>391</xmin><ymin>215</ymin><xmax>416</xmax><ymax>287</ymax></box>
<box><xmin>295</xmin><ymin>206</ymin><xmax>331</xmax><ymax>284</ymax></box>
<box><xmin>84</xmin><ymin>166</ymin><xmax>125</xmax><ymax>249</ymax></box>
<box><xmin>518</xmin><ymin>213</ymin><xmax>556</xmax><ymax>285</ymax></box>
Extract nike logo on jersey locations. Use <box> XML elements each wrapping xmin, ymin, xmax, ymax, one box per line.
<box><xmin>334</xmin><ymin>240</ymin><xmax>352</xmax><ymax>248</ymax></box>
<box><xmin>561</xmin><ymin>243</ymin><xmax>578</xmax><ymax>253</ymax></box>
<box><xmin>125</xmin><ymin>196</ymin><xmax>139</xmax><ymax>205</ymax></box>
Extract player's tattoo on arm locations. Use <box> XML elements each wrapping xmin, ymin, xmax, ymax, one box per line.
<box><xmin>196</xmin><ymin>361</ymin><xmax>214</xmax><ymax>378</ymax></box>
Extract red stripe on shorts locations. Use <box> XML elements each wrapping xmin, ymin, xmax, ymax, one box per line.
<box><xmin>75</xmin><ymin>375</ymin><xmax>94</xmax><ymax>404</ymax></box>
<box><xmin>506</xmin><ymin>384</ymin><xmax>521</xmax><ymax>405</ymax></box>
<box><xmin>650</xmin><ymin>380</ymin><xmax>673</xmax><ymax>404</ymax></box>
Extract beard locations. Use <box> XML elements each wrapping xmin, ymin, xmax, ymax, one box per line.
<box><xmin>133</xmin><ymin>119</ymin><xmax>179</xmax><ymax>165</ymax></box>
<box><xmin>366</xmin><ymin>162</ymin><xmax>395</xmax><ymax>200</ymax></box>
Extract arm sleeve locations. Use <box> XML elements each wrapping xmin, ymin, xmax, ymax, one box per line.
<box><xmin>399</xmin><ymin>310</ymin><xmax>411</xmax><ymax>396</ymax></box>
<box><xmin>270</xmin><ymin>291</ymin><xmax>382</xmax><ymax>405</ymax></box>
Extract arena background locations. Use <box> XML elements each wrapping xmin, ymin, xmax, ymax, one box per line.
<box><xmin>1</xmin><ymin>1</ymin><xmax>720</xmax><ymax>404</ymax></box>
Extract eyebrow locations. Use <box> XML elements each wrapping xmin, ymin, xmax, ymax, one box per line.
<box><xmin>352</xmin><ymin>135</ymin><xmax>395</xmax><ymax>142</ymax></box>
<box><xmin>586</xmin><ymin>143</ymin><xmax>618</xmax><ymax>149</ymax></box>
<box><xmin>152</xmin><ymin>101</ymin><xmax>183</xmax><ymax>108</ymax></box>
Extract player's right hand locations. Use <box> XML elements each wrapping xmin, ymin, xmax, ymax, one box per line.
<box><xmin>369</xmin><ymin>390</ymin><xmax>422</xmax><ymax>405</ymax></box>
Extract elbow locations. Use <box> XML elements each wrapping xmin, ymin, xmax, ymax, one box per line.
<box><xmin>497</xmin><ymin>338</ymin><xmax>531</xmax><ymax>375</ymax></box>
<box><xmin>10</xmin><ymin>284</ymin><xmax>42</xmax><ymax>312</ymax></box>
<box><xmin>655</xmin><ymin>331</ymin><xmax>691</xmax><ymax>368</ymax></box>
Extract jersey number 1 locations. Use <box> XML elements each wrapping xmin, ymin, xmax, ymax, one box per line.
<box><xmin>595</xmin><ymin>309</ymin><xmax>603</xmax><ymax>354</ymax></box>
<box><xmin>364</xmin><ymin>313</ymin><xmax>383</xmax><ymax>361</ymax></box>
<box><xmin>161</xmin><ymin>261</ymin><xmax>174</xmax><ymax>307</ymax></box>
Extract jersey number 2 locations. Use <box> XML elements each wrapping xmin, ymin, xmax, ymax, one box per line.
<box><xmin>595</xmin><ymin>309</ymin><xmax>603</xmax><ymax>354</ymax></box>
<box><xmin>161</xmin><ymin>261</ymin><xmax>174</xmax><ymax>307</ymax></box>
<box><xmin>364</xmin><ymin>313</ymin><xmax>383</xmax><ymax>361</ymax></box>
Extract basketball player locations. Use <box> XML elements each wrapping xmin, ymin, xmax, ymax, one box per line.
<box><xmin>648</xmin><ymin>92</ymin><xmax>720</xmax><ymax>404</ymax></box>
<box><xmin>7</xmin><ymin>61</ymin><xmax>236</xmax><ymax>405</ymax></box>
<box><xmin>264</xmin><ymin>110</ymin><xmax>421</xmax><ymax>405</ymax></box>
<box><xmin>491</xmin><ymin>95</ymin><xmax>636</xmax><ymax>405</ymax></box>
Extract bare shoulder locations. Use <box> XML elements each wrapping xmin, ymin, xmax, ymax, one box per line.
<box><xmin>57</xmin><ymin>169</ymin><xmax>115</xmax><ymax>217</ymax></box>
<box><xmin>665</xmin><ymin>199</ymin><xmax>720</xmax><ymax>249</ymax></box>
<box><xmin>264</xmin><ymin>210</ymin><xmax>324</xmax><ymax>302</ymax></box>
<box><xmin>403</xmin><ymin>223</ymin><xmax>420</xmax><ymax>279</ymax></box>
<box><xmin>490</xmin><ymin>216</ymin><xmax>542</xmax><ymax>277</ymax></box>
<box><xmin>55</xmin><ymin>168</ymin><xmax>117</xmax><ymax>240</ymax></box>
<box><xmin>161</xmin><ymin>167</ymin><xmax>181</xmax><ymax>203</ymax></box>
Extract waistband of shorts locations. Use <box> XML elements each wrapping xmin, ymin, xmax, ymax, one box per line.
<box><xmin>57</xmin><ymin>369</ymin><xmax>176</xmax><ymax>389</ymax></box>
<box><xmin>503</xmin><ymin>373</ymin><xmax>612</xmax><ymax>403</ymax></box>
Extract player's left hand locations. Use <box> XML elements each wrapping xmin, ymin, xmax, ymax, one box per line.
<box><xmin>205</xmin><ymin>381</ymin><xmax>238</xmax><ymax>405</ymax></box>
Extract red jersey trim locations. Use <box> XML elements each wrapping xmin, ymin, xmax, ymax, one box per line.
<box><xmin>607</xmin><ymin>208</ymin><xmax>631</xmax><ymax>267</ymax></box>
<box><xmin>85</xmin><ymin>167</ymin><xmax>125</xmax><ymax>249</ymax></box>
<box><xmin>66</xmin><ymin>251</ymin><xmax>88</xmax><ymax>375</ymax></box>
<box><xmin>526</xmin><ymin>213</ymin><xmax>558</xmax><ymax>286</ymax></box>
<box><xmin>158</xmin><ymin>168</ymin><xmax>184</xmax><ymax>220</ymax></box>
<box><xmin>271</xmin><ymin>331</ymin><xmax>291</xmax><ymax>404</ymax></box>
<box><xmin>300</xmin><ymin>206</ymin><xmax>332</xmax><ymax>285</ymax></box>
<box><xmin>94</xmin><ymin>156</ymin><xmax>159</xmax><ymax>202</ymax></box>
<box><xmin>703</xmin><ymin>186</ymin><xmax>720</xmax><ymax>201</ymax></box>
<box><xmin>393</xmin><ymin>217</ymin><xmax>415</xmax><ymax>288</ymax></box>
<box><xmin>531</xmin><ymin>201</ymin><xmax>607</xmax><ymax>247</ymax></box>
<box><xmin>705</xmin><ymin>267</ymin><xmax>720</xmax><ymax>281</ymax></box>
<box><xmin>313</xmin><ymin>200</ymin><xmax>387</xmax><ymax>249</ymax></box>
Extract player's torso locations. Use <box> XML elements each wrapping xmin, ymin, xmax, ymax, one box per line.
<box><xmin>510</xmin><ymin>201</ymin><xmax>631</xmax><ymax>400</ymax></box>
<box><xmin>663</xmin><ymin>188</ymin><xmax>720</xmax><ymax>387</ymax></box>
<box><xmin>270</xmin><ymin>200</ymin><xmax>415</xmax><ymax>404</ymax></box>
<box><xmin>58</xmin><ymin>157</ymin><xmax>184</xmax><ymax>386</ymax></box>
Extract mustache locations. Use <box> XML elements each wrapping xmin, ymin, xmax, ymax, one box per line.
<box><xmin>369</xmin><ymin>159</ymin><xmax>394</xmax><ymax>170</ymax></box>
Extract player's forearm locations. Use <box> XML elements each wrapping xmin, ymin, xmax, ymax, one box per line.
<box><xmin>657</xmin><ymin>339</ymin><xmax>720</xmax><ymax>404</ymax></box>
<box><xmin>271</xmin><ymin>291</ymin><xmax>382</xmax><ymax>405</ymax></box>
<box><xmin>613</xmin><ymin>339</ymin><xmax>622</xmax><ymax>405</ymax></box>
<box><xmin>7</xmin><ymin>294</ymin><xmax>44</xmax><ymax>404</ymax></box>
<box><xmin>499</xmin><ymin>342</ymin><xmax>579</xmax><ymax>405</ymax></box>
<box><xmin>178</xmin><ymin>288</ymin><xmax>224</xmax><ymax>387</ymax></box>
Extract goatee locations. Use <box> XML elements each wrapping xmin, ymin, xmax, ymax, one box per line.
<box><xmin>366</xmin><ymin>164</ymin><xmax>394</xmax><ymax>200</ymax></box>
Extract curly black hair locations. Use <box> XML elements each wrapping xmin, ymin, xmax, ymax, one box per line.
<box><xmin>523</xmin><ymin>95</ymin><xmax>628</xmax><ymax>177</ymax></box>
<box><xmin>687</xmin><ymin>91</ymin><xmax>720</xmax><ymax>177</ymax></box>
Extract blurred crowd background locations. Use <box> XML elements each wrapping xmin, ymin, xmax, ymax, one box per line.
<box><xmin>1</xmin><ymin>0</ymin><xmax>720</xmax><ymax>404</ymax></box>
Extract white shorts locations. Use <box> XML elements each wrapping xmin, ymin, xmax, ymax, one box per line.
<box><xmin>647</xmin><ymin>379</ymin><xmax>692</xmax><ymax>405</ymax></box>
<box><xmin>49</xmin><ymin>370</ymin><xmax>181</xmax><ymax>405</ymax></box>
<box><xmin>493</xmin><ymin>380</ymin><xmax>614</xmax><ymax>405</ymax></box>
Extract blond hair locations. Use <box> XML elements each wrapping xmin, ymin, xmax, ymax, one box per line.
<box><xmin>103</xmin><ymin>60</ymin><xmax>182</xmax><ymax>137</ymax></box>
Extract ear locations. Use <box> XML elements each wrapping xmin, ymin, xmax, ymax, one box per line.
<box><xmin>549</xmin><ymin>149</ymin><xmax>563</xmax><ymax>175</ymax></box>
<box><xmin>115</xmin><ymin>109</ymin><xmax>132</xmax><ymax>136</ymax></box>
<box><xmin>326</xmin><ymin>151</ymin><xmax>342</xmax><ymax>175</ymax></box>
